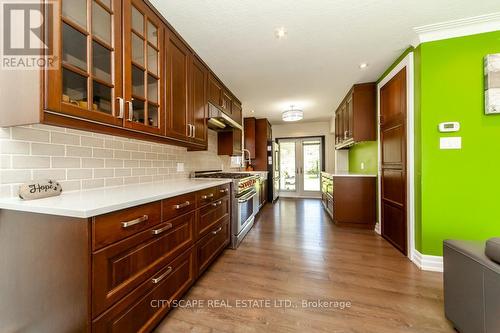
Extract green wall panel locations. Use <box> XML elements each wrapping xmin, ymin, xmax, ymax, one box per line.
<box><xmin>348</xmin><ymin>142</ymin><xmax>378</xmax><ymax>174</ymax></box>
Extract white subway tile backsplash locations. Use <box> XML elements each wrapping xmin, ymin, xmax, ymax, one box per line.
<box><xmin>51</xmin><ymin>132</ymin><xmax>80</xmax><ymax>145</ymax></box>
<box><xmin>0</xmin><ymin>125</ymin><xmax>233</xmax><ymax>197</ymax></box>
<box><xmin>82</xmin><ymin>158</ymin><xmax>105</xmax><ymax>168</ymax></box>
<box><xmin>0</xmin><ymin>170</ymin><xmax>32</xmax><ymax>184</ymax></box>
<box><xmin>13</xmin><ymin>156</ymin><xmax>50</xmax><ymax>169</ymax></box>
<box><xmin>1</xmin><ymin>140</ymin><xmax>30</xmax><ymax>155</ymax></box>
<box><xmin>31</xmin><ymin>143</ymin><xmax>65</xmax><ymax>156</ymax></box>
<box><xmin>66</xmin><ymin>146</ymin><xmax>92</xmax><ymax>157</ymax></box>
<box><xmin>93</xmin><ymin>148</ymin><xmax>113</xmax><ymax>158</ymax></box>
<box><xmin>93</xmin><ymin>168</ymin><xmax>114</xmax><ymax>178</ymax></box>
<box><xmin>52</xmin><ymin>157</ymin><xmax>80</xmax><ymax>168</ymax></box>
<box><xmin>12</xmin><ymin>127</ymin><xmax>50</xmax><ymax>142</ymax></box>
<box><xmin>32</xmin><ymin>169</ymin><xmax>66</xmax><ymax>180</ymax></box>
<box><xmin>82</xmin><ymin>178</ymin><xmax>105</xmax><ymax>189</ymax></box>
<box><xmin>81</xmin><ymin>136</ymin><xmax>104</xmax><ymax>148</ymax></box>
<box><xmin>67</xmin><ymin>169</ymin><xmax>93</xmax><ymax>180</ymax></box>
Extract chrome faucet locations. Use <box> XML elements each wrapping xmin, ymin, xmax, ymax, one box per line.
<box><xmin>242</xmin><ymin>149</ymin><xmax>251</xmax><ymax>168</ymax></box>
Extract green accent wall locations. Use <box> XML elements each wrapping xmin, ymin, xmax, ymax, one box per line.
<box><xmin>348</xmin><ymin>142</ymin><xmax>378</xmax><ymax>174</ymax></box>
<box><xmin>418</xmin><ymin>31</ymin><xmax>500</xmax><ymax>255</ymax></box>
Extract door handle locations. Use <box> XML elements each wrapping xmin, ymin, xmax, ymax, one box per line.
<box><xmin>127</xmin><ymin>100</ymin><xmax>134</xmax><ymax>122</ymax></box>
<box><xmin>211</xmin><ymin>226</ymin><xmax>223</xmax><ymax>235</ymax></box>
<box><xmin>151</xmin><ymin>223</ymin><xmax>173</xmax><ymax>235</ymax></box>
<box><xmin>121</xmin><ymin>215</ymin><xmax>148</xmax><ymax>228</ymax></box>
<box><xmin>151</xmin><ymin>266</ymin><xmax>173</xmax><ymax>284</ymax></box>
<box><xmin>116</xmin><ymin>97</ymin><xmax>125</xmax><ymax>119</ymax></box>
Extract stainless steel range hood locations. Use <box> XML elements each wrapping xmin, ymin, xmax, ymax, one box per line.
<box><xmin>207</xmin><ymin>103</ymin><xmax>243</xmax><ymax>131</ymax></box>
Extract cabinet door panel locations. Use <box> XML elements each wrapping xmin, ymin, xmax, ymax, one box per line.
<box><xmin>46</xmin><ymin>0</ymin><xmax>123</xmax><ymax>126</ymax></box>
<box><xmin>231</xmin><ymin>100</ymin><xmax>242</xmax><ymax>125</ymax></box>
<box><xmin>208</xmin><ymin>74</ymin><xmax>222</xmax><ymax>107</ymax></box>
<box><xmin>123</xmin><ymin>0</ymin><xmax>164</xmax><ymax>135</ymax></box>
<box><xmin>190</xmin><ymin>56</ymin><xmax>208</xmax><ymax>146</ymax></box>
<box><xmin>166</xmin><ymin>32</ymin><xmax>190</xmax><ymax>141</ymax></box>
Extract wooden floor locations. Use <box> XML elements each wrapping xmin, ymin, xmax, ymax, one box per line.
<box><xmin>155</xmin><ymin>198</ymin><xmax>454</xmax><ymax>333</ymax></box>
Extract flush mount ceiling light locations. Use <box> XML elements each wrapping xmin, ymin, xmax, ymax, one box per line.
<box><xmin>282</xmin><ymin>105</ymin><xmax>303</xmax><ymax>122</ymax></box>
<box><xmin>359</xmin><ymin>62</ymin><xmax>369</xmax><ymax>69</ymax></box>
<box><xmin>275</xmin><ymin>27</ymin><xmax>287</xmax><ymax>39</ymax></box>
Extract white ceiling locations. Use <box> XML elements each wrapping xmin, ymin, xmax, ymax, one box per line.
<box><xmin>149</xmin><ymin>0</ymin><xmax>500</xmax><ymax>124</ymax></box>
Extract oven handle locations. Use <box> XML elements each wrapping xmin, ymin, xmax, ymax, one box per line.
<box><xmin>238</xmin><ymin>190</ymin><xmax>257</xmax><ymax>203</ymax></box>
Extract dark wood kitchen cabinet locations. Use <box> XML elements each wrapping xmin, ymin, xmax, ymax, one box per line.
<box><xmin>335</xmin><ymin>83</ymin><xmax>376</xmax><ymax>149</ymax></box>
<box><xmin>3</xmin><ymin>0</ymin><xmax>242</xmax><ymax>151</ymax></box>
<box><xmin>218</xmin><ymin>128</ymin><xmax>242</xmax><ymax>156</ymax></box>
<box><xmin>243</xmin><ymin>118</ymin><xmax>272</xmax><ymax>171</ymax></box>
<box><xmin>165</xmin><ymin>32</ymin><xmax>191</xmax><ymax>142</ymax></box>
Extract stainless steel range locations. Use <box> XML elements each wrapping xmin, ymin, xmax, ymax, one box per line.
<box><xmin>194</xmin><ymin>171</ymin><xmax>258</xmax><ymax>249</ymax></box>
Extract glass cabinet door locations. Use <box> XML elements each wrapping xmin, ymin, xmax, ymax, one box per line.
<box><xmin>123</xmin><ymin>0</ymin><xmax>164</xmax><ymax>135</ymax></box>
<box><xmin>46</xmin><ymin>0</ymin><xmax>123</xmax><ymax>126</ymax></box>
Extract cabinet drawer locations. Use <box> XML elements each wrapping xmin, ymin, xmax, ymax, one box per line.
<box><xmin>197</xmin><ymin>184</ymin><xmax>229</xmax><ymax>207</ymax></box>
<box><xmin>196</xmin><ymin>218</ymin><xmax>230</xmax><ymax>276</ymax></box>
<box><xmin>93</xmin><ymin>202</ymin><xmax>162</xmax><ymax>250</ymax></box>
<box><xmin>93</xmin><ymin>249</ymin><xmax>195</xmax><ymax>333</ymax></box>
<box><xmin>92</xmin><ymin>211</ymin><xmax>195</xmax><ymax>317</ymax></box>
<box><xmin>162</xmin><ymin>192</ymin><xmax>196</xmax><ymax>221</ymax></box>
<box><xmin>196</xmin><ymin>196</ymin><xmax>230</xmax><ymax>240</ymax></box>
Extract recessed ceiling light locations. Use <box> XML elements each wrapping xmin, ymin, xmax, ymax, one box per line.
<box><xmin>275</xmin><ymin>27</ymin><xmax>287</xmax><ymax>39</ymax></box>
<box><xmin>251</xmin><ymin>110</ymin><xmax>255</xmax><ymax>113</ymax></box>
<box><xmin>359</xmin><ymin>63</ymin><xmax>369</xmax><ymax>69</ymax></box>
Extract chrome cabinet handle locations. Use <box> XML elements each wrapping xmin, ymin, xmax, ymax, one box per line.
<box><xmin>173</xmin><ymin>201</ymin><xmax>191</xmax><ymax>209</ymax></box>
<box><xmin>121</xmin><ymin>215</ymin><xmax>148</xmax><ymax>228</ymax></box>
<box><xmin>188</xmin><ymin>124</ymin><xmax>192</xmax><ymax>138</ymax></box>
<box><xmin>152</xmin><ymin>223</ymin><xmax>173</xmax><ymax>235</ymax></box>
<box><xmin>211</xmin><ymin>200</ymin><xmax>222</xmax><ymax>207</ymax></box>
<box><xmin>116</xmin><ymin>97</ymin><xmax>125</xmax><ymax>119</ymax></box>
<box><xmin>201</xmin><ymin>193</ymin><xmax>214</xmax><ymax>199</ymax></box>
<box><xmin>127</xmin><ymin>100</ymin><xmax>134</xmax><ymax>122</ymax></box>
<box><xmin>193</xmin><ymin>125</ymin><xmax>196</xmax><ymax>138</ymax></box>
<box><xmin>211</xmin><ymin>227</ymin><xmax>222</xmax><ymax>235</ymax></box>
<box><xmin>152</xmin><ymin>266</ymin><xmax>173</xmax><ymax>284</ymax></box>
<box><xmin>219</xmin><ymin>188</ymin><xmax>228</xmax><ymax>194</ymax></box>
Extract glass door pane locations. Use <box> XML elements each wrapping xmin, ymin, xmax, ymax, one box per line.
<box><xmin>302</xmin><ymin>139</ymin><xmax>322</xmax><ymax>192</ymax></box>
<box><xmin>279</xmin><ymin>141</ymin><xmax>296</xmax><ymax>192</ymax></box>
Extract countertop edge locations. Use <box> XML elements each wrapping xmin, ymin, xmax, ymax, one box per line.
<box><xmin>0</xmin><ymin>179</ymin><xmax>232</xmax><ymax>219</ymax></box>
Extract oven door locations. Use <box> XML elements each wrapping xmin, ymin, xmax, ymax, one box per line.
<box><xmin>236</xmin><ymin>189</ymin><xmax>257</xmax><ymax>235</ymax></box>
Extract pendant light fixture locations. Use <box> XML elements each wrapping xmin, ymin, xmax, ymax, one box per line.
<box><xmin>282</xmin><ymin>105</ymin><xmax>303</xmax><ymax>122</ymax></box>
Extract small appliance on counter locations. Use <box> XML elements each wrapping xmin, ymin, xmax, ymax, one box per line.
<box><xmin>194</xmin><ymin>170</ymin><xmax>259</xmax><ymax>249</ymax></box>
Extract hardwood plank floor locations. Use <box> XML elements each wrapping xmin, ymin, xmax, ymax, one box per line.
<box><xmin>155</xmin><ymin>198</ymin><xmax>454</xmax><ymax>333</ymax></box>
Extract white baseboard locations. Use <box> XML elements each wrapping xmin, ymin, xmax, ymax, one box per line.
<box><xmin>411</xmin><ymin>250</ymin><xmax>443</xmax><ymax>272</ymax></box>
<box><xmin>374</xmin><ymin>223</ymin><xmax>381</xmax><ymax>235</ymax></box>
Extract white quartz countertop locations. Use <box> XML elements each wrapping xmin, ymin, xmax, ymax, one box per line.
<box><xmin>0</xmin><ymin>179</ymin><xmax>232</xmax><ymax>218</ymax></box>
<box><xmin>323</xmin><ymin>172</ymin><xmax>377</xmax><ymax>178</ymax></box>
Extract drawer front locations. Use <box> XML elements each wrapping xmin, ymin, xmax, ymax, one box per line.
<box><xmin>93</xmin><ymin>202</ymin><xmax>162</xmax><ymax>250</ymax></box>
<box><xmin>93</xmin><ymin>249</ymin><xmax>195</xmax><ymax>333</ymax></box>
<box><xmin>162</xmin><ymin>192</ymin><xmax>196</xmax><ymax>221</ymax></box>
<box><xmin>92</xmin><ymin>212</ymin><xmax>195</xmax><ymax>316</ymax></box>
<box><xmin>197</xmin><ymin>184</ymin><xmax>230</xmax><ymax>207</ymax></box>
<box><xmin>197</xmin><ymin>218</ymin><xmax>230</xmax><ymax>276</ymax></box>
<box><xmin>196</xmin><ymin>196</ymin><xmax>230</xmax><ymax>240</ymax></box>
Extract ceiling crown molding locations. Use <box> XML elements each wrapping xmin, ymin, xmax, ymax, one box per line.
<box><xmin>414</xmin><ymin>12</ymin><xmax>500</xmax><ymax>44</ymax></box>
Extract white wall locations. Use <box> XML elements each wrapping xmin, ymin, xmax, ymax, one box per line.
<box><xmin>272</xmin><ymin>121</ymin><xmax>335</xmax><ymax>173</ymax></box>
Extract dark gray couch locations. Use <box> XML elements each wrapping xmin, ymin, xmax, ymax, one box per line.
<box><xmin>443</xmin><ymin>238</ymin><xmax>500</xmax><ymax>333</ymax></box>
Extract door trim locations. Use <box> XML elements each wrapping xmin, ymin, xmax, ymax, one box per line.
<box><xmin>376</xmin><ymin>52</ymin><xmax>415</xmax><ymax>261</ymax></box>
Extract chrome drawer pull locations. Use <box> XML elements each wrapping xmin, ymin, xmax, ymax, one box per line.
<box><xmin>211</xmin><ymin>227</ymin><xmax>223</xmax><ymax>235</ymax></box>
<box><xmin>173</xmin><ymin>201</ymin><xmax>191</xmax><ymax>209</ymax></box>
<box><xmin>201</xmin><ymin>193</ymin><xmax>214</xmax><ymax>199</ymax></box>
<box><xmin>152</xmin><ymin>266</ymin><xmax>173</xmax><ymax>284</ymax></box>
<box><xmin>121</xmin><ymin>215</ymin><xmax>148</xmax><ymax>228</ymax></box>
<box><xmin>219</xmin><ymin>189</ymin><xmax>228</xmax><ymax>193</ymax></box>
<box><xmin>211</xmin><ymin>200</ymin><xmax>222</xmax><ymax>207</ymax></box>
<box><xmin>151</xmin><ymin>223</ymin><xmax>173</xmax><ymax>235</ymax></box>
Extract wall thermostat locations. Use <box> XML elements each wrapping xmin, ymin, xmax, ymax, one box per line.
<box><xmin>439</xmin><ymin>122</ymin><xmax>460</xmax><ymax>133</ymax></box>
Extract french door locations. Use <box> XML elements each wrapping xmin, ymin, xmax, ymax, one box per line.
<box><xmin>279</xmin><ymin>137</ymin><xmax>323</xmax><ymax>197</ymax></box>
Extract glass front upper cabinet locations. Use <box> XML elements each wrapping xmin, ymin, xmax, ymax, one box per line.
<box><xmin>46</xmin><ymin>0</ymin><xmax>123</xmax><ymax>126</ymax></box>
<box><xmin>123</xmin><ymin>0</ymin><xmax>164</xmax><ymax>135</ymax></box>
